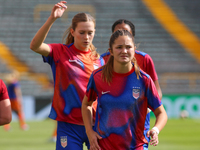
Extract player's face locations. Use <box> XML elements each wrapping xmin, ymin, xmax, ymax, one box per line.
<box><xmin>71</xmin><ymin>21</ymin><xmax>95</xmax><ymax>51</ymax></box>
<box><xmin>113</xmin><ymin>23</ymin><xmax>132</xmax><ymax>34</ymax></box>
<box><xmin>110</xmin><ymin>35</ymin><xmax>135</xmax><ymax>65</ymax></box>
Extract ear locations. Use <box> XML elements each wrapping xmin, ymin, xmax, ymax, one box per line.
<box><xmin>108</xmin><ymin>48</ymin><xmax>113</xmax><ymax>56</ymax></box>
<box><xmin>70</xmin><ymin>28</ymin><xmax>74</xmax><ymax>37</ymax></box>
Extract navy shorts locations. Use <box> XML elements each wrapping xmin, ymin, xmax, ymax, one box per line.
<box><xmin>56</xmin><ymin>121</ymin><xmax>90</xmax><ymax>150</ymax></box>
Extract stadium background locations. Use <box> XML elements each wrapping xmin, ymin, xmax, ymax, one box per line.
<box><xmin>0</xmin><ymin>0</ymin><xmax>200</xmax><ymax>119</ymax></box>
<box><xmin>0</xmin><ymin>0</ymin><xmax>200</xmax><ymax>150</ymax></box>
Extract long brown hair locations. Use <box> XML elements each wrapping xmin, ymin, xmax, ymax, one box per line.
<box><xmin>102</xmin><ymin>29</ymin><xmax>141</xmax><ymax>84</ymax></box>
<box><xmin>62</xmin><ymin>13</ymin><xmax>99</xmax><ymax>59</ymax></box>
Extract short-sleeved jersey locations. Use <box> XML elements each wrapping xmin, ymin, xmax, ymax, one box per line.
<box><xmin>7</xmin><ymin>81</ymin><xmax>19</xmax><ymax>100</ymax></box>
<box><xmin>0</xmin><ymin>79</ymin><xmax>9</xmax><ymax>101</ymax></box>
<box><xmin>101</xmin><ymin>50</ymin><xmax>158</xmax><ymax>81</ymax></box>
<box><xmin>43</xmin><ymin>43</ymin><xmax>104</xmax><ymax>125</ymax></box>
<box><xmin>86</xmin><ymin>67</ymin><xmax>161</xmax><ymax>150</ymax></box>
<box><xmin>101</xmin><ymin>51</ymin><xmax>158</xmax><ymax>145</ymax></box>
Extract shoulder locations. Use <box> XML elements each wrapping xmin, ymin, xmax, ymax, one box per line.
<box><xmin>0</xmin><ymin>79</ymin><xmax>7</xmax><ymax>95</ymax></box>
<box><xmin>0</xmin><ymin>79</ymin><xmax>3</xmax><ymax>91</ymax></box>
<box><xmin>0</xmin><ymin>79</ymin><xmax>6</xmax><ymax>88</ymax></box>
<box><xmin>100</xmin><ymin>51</ymin><xmax>110</xmax><ymax>63</ymax></box>
<box><xmin>64</xmin><ymin>43</ymin><xmax>74</xmax><ymax>48</ymax></box>
<box><xmin>13</xmin><ymin>81</ymin><xmax>20</xmax><ymax>87</ymax></box>
<box><xmin>135</xmin><ymin>50</ymin><xmax>152</xmax><ymax>60</ymax></box>
<box><xmin>47</xmin><ymin>43</ymin><xmax>72</xmax><ymax>58</ymax></box>
<box><xmin>48</xmin><ymin>43</ymin><xmax>72</xmax><ymax>50</ymax></box>
<box><xmin>101</xmin><ymin>51</ymin><xmax>110</xmax><ymax>58</ymax></box>
<box><xmin>0</xmin><ymin>79</ymin><xmax>3</xmax><ymax>85</ymax></box>
<box><xmin>139</xmin><ymin>69</ymin><xmax>156</xmax><ymax>87</ymax></box>
<box><xmin>92</xmin><ymin>67</ymin><xmax>103</xmax><ymax>76</ymax></box>
<box><xmin>135</xmin><ymin>50</ymin><xmax>155</xmax><ymax>67</ymax></box>
<box><xmin>92</xmin><ymin>67</ymin><xmax>103</xmax><ymax>77</ymax></box>
<box><xmin>135</xmin><ymin>50</ymin><xmax>147</xmax><ymax>57</ymax></box>
<box><xmin>135</xmin><ymin>50</ymin><xmax>153</xmax><ymax>60</ymax></box>
<box><xmin>139</xmin><ymin>69</ymin><xmax>150</xmax><ymax>79</ymax></box>
<box><xmin>98</xmin><ymin>56</ymin><xmax>106</xmax><ymax>66</ymax></box>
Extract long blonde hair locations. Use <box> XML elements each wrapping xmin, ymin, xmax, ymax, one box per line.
<box><xmin>62</xmin><ymin>13</ymin><xmax>99</xmax><ymax>59</ymax></box>
<box><xmin>102</xmin><ymin>30</ymin><xmax>141</xmax><ymax>84</ymax></box>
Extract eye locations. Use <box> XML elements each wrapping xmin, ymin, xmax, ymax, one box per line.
<box><xmin>88</xmin><ymin>32</ymin><xmax>93</xmax><ymax>35</ymax></box>
<box><xmin>116</xmin><ymin>46</ymin><xmax>122</xmax><ymax>49</ymax></box>
<box><xmin>80</xmin><ymin>32</ymin><xmax>84</xmax><ymax>34</ymax></box>
<box><xmin>126</xmin><ymin>45</ymin><xmax>132</xmax><ymax>49</ymax></box>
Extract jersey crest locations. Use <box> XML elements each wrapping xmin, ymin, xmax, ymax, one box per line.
<box><xmin>60</xmin><ymin>136</ymin><xmax>67</xmax><ymax>148</ymax></box>
<box><xmin>132</xmin><ymin>88</ymin><xmax>140</xmax><ymax>99</ymax></box>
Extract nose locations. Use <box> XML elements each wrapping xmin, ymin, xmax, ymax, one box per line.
<box><xmin>84</xmin><ymin>33</ymin><xmax>89</xmax><ymax>39</ymax></box>
<box><xmin>122</xmin><ymin>48</ymin><xmax>127</xmax><ymax>53</ymax></box>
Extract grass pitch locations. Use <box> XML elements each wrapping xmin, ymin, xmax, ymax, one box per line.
<box><xmin>0</xmin><ymin>119</ymin><xmax>56</xmax><ymax>150</ymax></box>
<box><xmin>149</xmin><ymin>118</ymin><xmax>200</xmax><ymax>150</ymax></box>
<box><xmin>0</xmin><ymin>118</ymin><xmax>200</xmax><ymax>150</ymax></box>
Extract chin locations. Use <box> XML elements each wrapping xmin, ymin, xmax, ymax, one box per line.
<box><xmin>120</xmin><ymin>59</ymin><xmax>130</xmax><ymax>63</ymax></box>
<box><xmin>120</xmin><ymin>61</ymin><xmax>130</xmax><ymax>65</ymax></box>
<box><xmin>83</xmin><ymin>45</ymin><xmax>90</xmax><ymax>49</ymax></box>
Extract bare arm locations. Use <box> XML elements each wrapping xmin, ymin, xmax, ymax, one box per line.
<box><xmin>30</xmin><ymin>1</ymin><xmax>67</xmax><ymax>56</ymax></box>
<box><xmin>0</xmin><ymin>99</ymin><xmax>12</xmax><ymax>126</ymax></box>
<box><xmin>82</xmin><ymin>95</ymin><xmax>102</xmax><ymax>150</ymax></box>
<box><xmin>82</xmin><ymin>95</ymin><xmax>93</xmax><ymax>132</ymax></box>
<box><xmin>147</xmin><ymin>105</ymin><xmax>168</xmax><ymax>146</ymax></box>
<box><xmin>153</xmin><ymin>105</ymin><xmax>168</xmax><ymax>132</ymax></box>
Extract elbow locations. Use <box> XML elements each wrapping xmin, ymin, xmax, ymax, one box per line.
<box><xmin>7</xmin><ymin>115</ymin><xmax>12</xmax><ymax>124</ymax></box>
<box><xmin>166</xmin><ymin>111</ymin><xmax>168</xmax><ymax>121</ymax></box>
<box><xmin>6</xmin><ymin>112</ymin><xmax>12</xmax><ymax>124</ymax></box>
<box><xmin>0</xmin><ymin>116</ymin><xmax>12</xmax><ymax>126</ymax></box>
<box><xmin>30</xmin><ymin>42</ymin><xmax>37</xmax><ymax>52</ymax></box>
<box><xmin>163</xmin><ymin>109</ymin><xmax>168</xmax><ymax>125</ymax></box>
<box><xmin>29</xmin><ymin>44</ymin><xmax>34</xmax><ymax>51</ymax></box>
<box><xmin>30</xmin><ymin>39</ymin><xmax>39</xmax><ymax>52</ymax></box>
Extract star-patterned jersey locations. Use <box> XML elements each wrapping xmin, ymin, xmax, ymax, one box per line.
<box><xmin>43</xmin><ymin>43</ymin><xmax>104</xmax><ymax>125</ymax></box>
<box><xmin>86</xmin><ymin>67</ymin><xmax>161</xmax><ymax>150</ymax></box>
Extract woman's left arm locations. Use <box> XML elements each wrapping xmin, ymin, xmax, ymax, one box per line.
<box><xmin>147</xmin><ymin>105</ymin><xmax>168</xmax><ymax>146</ymax></box>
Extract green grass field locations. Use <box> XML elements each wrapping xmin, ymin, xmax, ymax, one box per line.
<box><xmin>0</xmin><ymin>118</ymin><xmax>200</xmax><ymax>150</ymax></box>
<box><xmin>149</xmin><ymin>118</ymin><xmax>200</xmax><ymax>150</ymax></box>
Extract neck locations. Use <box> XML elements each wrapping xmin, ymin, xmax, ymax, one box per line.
<box><xmin>74</xmin><ymin>43</ymin><xmax>89</xmax><ymax>52</ymax></box>
<box><xmin>113</xmin><ymin>62</ymin><xmax>133</xmax><ymax>74</ymax></box>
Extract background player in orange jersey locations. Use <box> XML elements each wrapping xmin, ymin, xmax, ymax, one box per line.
<box><xmin>4</xmin><ymin>70</ymin><xmax>29</xmax><ymax>131</ymax></box>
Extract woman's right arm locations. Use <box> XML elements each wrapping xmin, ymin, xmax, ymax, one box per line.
<box><xmin>30</xmin><ymin>1</ymin><xmax>67</xmax><ymax>56</ymax></box>
<box><xmin>82</xmin><ymin>95</ymin><xmax>102</xmax><ymax>150</ymax></box>
<box><xmin>0</xmin><ymin>99</ymin><xmax>12</xmax><ymax>126</ymax></box>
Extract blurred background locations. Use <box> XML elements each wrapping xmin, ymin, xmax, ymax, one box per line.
<box><xmin>0</xmin><ymin>0</ymin><xmax>200</xmax><ymax>150</ymax></box>
<box><xmin>0</xmin><ymin>0</ymin><xmax>200</xmax><ymax>120</ymax></box>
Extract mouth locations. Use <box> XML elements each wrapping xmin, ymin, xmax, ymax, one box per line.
<box><xmin>84</xmin><ymin>41</ymin><xmax>89</xmax><ymax>45</ymax></box>
<box><xmin>120</xmin><ymin>55</ymin><xmax>128</xmax><ymax>58</ymax></box>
